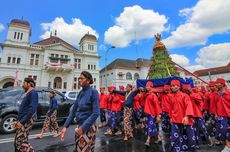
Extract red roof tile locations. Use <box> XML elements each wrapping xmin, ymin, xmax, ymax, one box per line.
<box><xmin>80</xmin><ymin>34</ymin><xmax>97</xmax><ymax>43</ymax></box>
<box><xmin>10</xmin><ymin>19</ymin><xmax>30</xmax><ymax>28</ymax></box>
<box><xmin>33</xmin><ymin>36</ymin><xmax>78</xmax><ymax>51</ymax></box>
<box><xmin>193</xmin><ymin>63</ymin><xmax>230</xmax><ymax>76</ymax></box>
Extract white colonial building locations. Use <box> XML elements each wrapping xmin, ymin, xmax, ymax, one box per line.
<box><xmin>0</xmin><ymin>19</ymin><xmax>100</xmax><ymax>92</ymax></box>
<box><xmin>193</xmin><ymin>63</ymin><xmax>230</xmax><ymax>88</ymax></box>
<box><xmin>99</xmin><ymin>58</ymin><xmax>198</xmax><ymax>91</ymax></box>
<box><xmin>100</xmin><ymin>58</ymin><xmax>151</xmax><ymax>91</ymax></box>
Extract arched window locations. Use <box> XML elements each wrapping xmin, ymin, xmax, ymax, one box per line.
<box><xmin>54</xmin><ymin>77</ymin><xmax>62</xmax><ymax>89</ymax></box>
<box><xmin>134</xmin><ymin>73</ymin><xmax>140</xmax><ymax>80</ymax></box>
<box><xmin>126</xmin><ymin>72</ymin><xmax>132</xmax><ymax>80</ymax></box>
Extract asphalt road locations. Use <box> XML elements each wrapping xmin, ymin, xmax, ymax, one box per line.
<box><xmin>0</xmin><ymin>122</ymin><xmax>224</xmax><ymax>152</ymax></box>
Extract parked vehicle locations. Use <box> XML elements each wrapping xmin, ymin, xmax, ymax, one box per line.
<box><xmin>64</xmin><ymin>91</ymin><xmax>78</xmax><ymax>101</ymax></box>
<box><xmin>0</xmin><ymin>87</ymin><xmax>74</xmax><ymax>134</ymax></box>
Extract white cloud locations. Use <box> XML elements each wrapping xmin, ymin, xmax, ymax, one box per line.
<box><xmin>104</xmin><ymin>5</ymin><xmax>168</xmax><ymax>48</ymax></box>
<box><xmin>195</xmin><ymin>43</ymin><xmax>230</xmax><ymax>67</ymax></box>
<box><xmin>0</xmin><ymin>23</ymin><xmax>4</xmax><ymax>32</ymax></box>
<box><xmin>163</xmin><ymin>0</ymin><xmax>230</xmax><ymax>48</ymax></box>
<box><xmin>40</xmin><ymin>17</ymin><xmax>98</xmax><ymax>46</ymax></box>
<box><xmin>170</xmin><ymin>53</ymin><xmax>205</xmax><ymax>72</ymax></box>
<box><xmin>186</xmin><ymin>65</ymin><xmax>205</xmax><ymax>72</ymax></box>
<box><xmin>170</xmin><ymin>54</ymin><xmax>189</xmax><ymax>66</ymax></box>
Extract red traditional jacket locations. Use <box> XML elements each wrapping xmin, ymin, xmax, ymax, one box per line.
<box><xmin>144</xmin><ymin>92</ymin><xmax>162</xmax><ymax>116</ymax></box>
<box><xmin>216</xmin><ymin>90</ymin><xmax>230</xmax><ymax>117</ymax></box>
<box><xmin>190</xmin><ymin>92</ymin><xmax>203</xmax><ymax>118</ymax></box>
<box><xmin>169</xmin><ymin>91</ymin><xmax>194</xmax><ymax>125</ymax></box>
<box><xmin>99</xmin><ymin>93</ymin><xmax>108</xmax><ymax>109</ymax></box>
<box><xmin>111</xmin><ymin>94</ymin><xmax>122</xmax><ymax>112</ymax></box>
<box><xmin>107</xmin><ymin>93</ymin><xmax>113</xmax><ymax>110</ymax></box>
<box><xmin>140</xmin><ymin>92</ymin><xmax>146</xmax><ymax>108</ymax></box>
<box><xmin>203</xmin><ymin>91</ymin><xmax>219</xmax><ymax>115</ymax></box>
<box><xmin>134</xmin><ymin>93</ymin><xmax>143</xmax><ymax>110</ymax></box>
<box><xmin>158</xmin><ymin>93</ymin><xmax>171</xmax><ymax>113</ymax></box>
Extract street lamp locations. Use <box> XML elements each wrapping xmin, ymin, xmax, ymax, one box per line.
<box><xmin>208</xmin><ymin>70</ymin><xmax>217</xmax><ymax>81</ymax></box>
<box><xmin>105</xmin><ymin>46</ymin><xmax>115</xmax><ymax>92</ymax></box>
<box><xmin>208</xmin><ymin>71</ymin><xmax>211</xmax><ymax>81</ymax></box>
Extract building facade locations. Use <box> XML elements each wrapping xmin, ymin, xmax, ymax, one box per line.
<box><xmin>193</xmin><ymin>63</ymin><xmax>230</xmax><ymax>88</ymax></box>
<box><xmin>100</xmin><ymin>58</ymin><xmax>151</xmax><ymax>91</ymax></box>
<box><xmin>0</xmin><ymin>19</ymin><xmax>100</xmax><ymax>92</ymax></box>
<box><xmin>99</xmin><ymin>58</ymin><xmax>198</xmax><ymax>91</ymax></box>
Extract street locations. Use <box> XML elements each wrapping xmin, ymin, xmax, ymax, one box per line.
<box><xmin>0</xmin><ymin>122</ymin><xmax>224</xmax><ymax>152</ymax></box>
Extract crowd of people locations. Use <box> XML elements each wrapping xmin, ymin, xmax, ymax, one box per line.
<box><xmin>11</xmin><ymin>73</ymin><xmax>229</xmax><ymax>152</ymax></box>
<box><xmin>99</xmin><ymin>78</ymin><xmax>230</xmax><ymax>152</ymax></box>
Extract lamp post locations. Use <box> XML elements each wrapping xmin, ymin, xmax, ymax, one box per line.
<box><xmin>208</xmin><ymin>71</ymin><xmax>211</xmax><ymax>81</ymax></box>
<box><xmin>208</xmin><ymin>70</ymin><xmax>217</xmax><ymax>81</ymax></box>
<box><xmin>105</xmin><ymin>46</ymin><xmax>115</xmax><ymax>92</ymax></box>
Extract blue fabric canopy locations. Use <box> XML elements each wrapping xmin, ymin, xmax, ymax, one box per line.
<box><xmin>136</xmin><ymin>76</ymin><xmax>194</xmax><ymax>88</ymax></box>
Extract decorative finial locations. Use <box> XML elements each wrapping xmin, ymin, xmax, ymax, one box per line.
<box><xmin>54</xmin><ymin>30</ymin><xmax>57</xmax><ymax>36</ymax></box>
<box><xmin>155</xmin><ymin>33</ymin><xmax>161</xmax><ymax>41</ymax></box>
<box><xmin>50</xmin><ymin>32</ymin><xmax>52</xmax><ymax>37</ymax></box>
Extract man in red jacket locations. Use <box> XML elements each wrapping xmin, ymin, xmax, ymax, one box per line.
<box><xmin>144</xmin><ymin>81</ymin><xmax>162</xmax><ymax>147</ymax></box>
<box><xmin>109</xmin><ymin>88</ymin><xmax>123</xmax><ymax>136</ymax></box>
<box><xmin>182</xmin><ymin>84</ymin><xmax>211</xmax><ymax>148</ymax></box>
<box><xmin>203</xmin><ymin>81</ymin><xmax>219</xmax><ymax>142</ymax></box>
<box><xmin>133</xmin><ymin>87</ymin><xmax>144</xmax><ymax>128</ymax></box>
<box><xmin>169</xmin><ymin>80</ymin><xmax>196</xmax><ymax>152</ymax></box>
<box><xmin>158</xmin><ymin>84</ymin><xmax>171</xmax><ymax>133</ymax></box>
<box><xmin>104</xmin><ymin>86</ymin><xmax>116</xmax><ymax>135</ymax></box>
<box><xmin>215</xmin><ymin>78</ymin><xmax>230</xmax><ymax>152</ymax></box>
<box><xmin>99</xmin><ymin>87</ymin><xmax>108</xmax><ymax>128</ymax></box>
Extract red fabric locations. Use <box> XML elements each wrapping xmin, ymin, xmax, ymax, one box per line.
<box><xmin>159</xmin><ymin>93</ymin><xmax>171</xmax><ymax>113</ymax></box>
<box><xmin>169</xmin><ymin>91</ymin><xmax>194</xmax><ymax>125</ymax></box>
<box><xmin>182</xmin><ymin>84</ymin><xmax>191</xmax><ymax>90</ymax></box>
<box><xmin>197</xmin><ymin>92</ymin><xmax>204</xmax><ymax>101</ymax></box>
<box><xmin>100</xmin><ymin>87</ymin><xmax>105</xmax><ymax>92</ymax></box>
<box><xmin>201</xmin><ymin>86</ymin><xmax>206</xmax><ymax>93</ymax></box>
<box><xmin>108</xmin><ymin>86</ymin><xmax>116</xmax><ymax>92</ymax></box>
<box><xmin>119</xmin><ymin>86</ymin><xmax>125</xmax><ymax>91</ymax></box>
<box><xmin>111</xmin><ymin>94</ymin><xmax>122</xmax><ymax>112</ymax></box>
<box><xmin>99</xmin><ymin>93</ymin><xmax>108</xmax><ymax>109</ymax></box>
<box><xmin>203</xmin><ymin>91</ymin><xmax>219</xmax><ymax>114</ymax></box>
<box><xmin>216</xmin><ymin>78</ymin><xmax>226</xmax><ymax>85</ymax></box>
<box><xmin>119</xmin><ymin>94</ymin><xmax>125</xmax><ymax>108</ymax></box>
<box><xmin>190</xmin><ymin>92</ymin><xmax>203</xmax><ymax>118</ymax></box>
<box><xmin>171</xmin><ymin>80</ymin><xmax>180</xmax><ymax>86</ymax></box>
<box><xmin>192</xmin><ymin>86</ymin><xmax>198</xmax><ymax>93</ymax></box>
<box><xmin>209</xmin><ymin>81</ymin><xmax>216</xmax><ymax>87</ymax></box>
<box><xmin>107</xmin><ymin>94</ymin><xmax>113</xmax><ymax>110</ymax></box>
<box><xmin>164</xmin><ymin>85</ymin><xmax>170</xmax><ymax>91</ymax></box>
<box><xmin>134</xmin><ymin>94</ymin><xmax>142</xmax><ymax>110</ymax></box>
<box><xmin>216</xmin><ymin>91</ymin><xmax>230</xmax><ymax>117</ymax></box>
<box><xmin>146</xmin><ymin>81</ymin><xmax>154</xmax><ymax>87</ymax></box>
<box><xmin>144</xmin><ymin>92</ymin><xmax>162</xmax><ymax>116</ymax></box>
<box><xmin>140</xmin><ymin>92</ymin><xmax>146</xmax><ymax>107</ymax></box>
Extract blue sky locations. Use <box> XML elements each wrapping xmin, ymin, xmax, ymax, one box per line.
<box><xmin>0</xmin><ymin>0</ymin><xmax>230</xmax><ymax>72</ymax></box>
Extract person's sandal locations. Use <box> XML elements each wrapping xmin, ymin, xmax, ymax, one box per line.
<box><xmin>124</xmin><ymin>136</ymin><xmax>128</xmax><ymax>141</ymax></box>
<box><xmin>53</xmin><ymin>132</ymin><xmax>61</xmax><ymax>138</ymax></box>
<box><xmin>36</xmin><ymin>134</ymin><xmax>43</xmax><ymax>139</ymax></box>
<box><xmin>145</xmin><ymin>141</ymin><xmax>150</xmax><ymax>147</ymax></box>
<box><xmin>115</xmin><ymin>130</ymin><xmax>122</xmax><ymax>136</ymax></box>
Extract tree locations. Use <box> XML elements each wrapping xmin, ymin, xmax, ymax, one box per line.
<box><xmin>147</xmin><ymin>34</ymin><xmax>178</xmax><ymax>79</ymax></box>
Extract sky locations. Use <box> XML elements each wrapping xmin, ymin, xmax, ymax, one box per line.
<box><xmin>0</xmin><ymin>0</ymin><xmax>230</xmax><ymax>72</ymax></box>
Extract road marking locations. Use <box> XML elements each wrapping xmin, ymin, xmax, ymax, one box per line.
<box><xmin>0</xmin><ymin>132</ymin><xmax>54</xmax><ymax>144</ymax></box>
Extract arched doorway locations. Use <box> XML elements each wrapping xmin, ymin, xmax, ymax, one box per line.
<box><xmin>53</xmin><ymin>77</ymin><xmax>62</xmax><ymax>89</ymax></box>
<box><xmin>0</xmin><ymin>77</ymin><xmax>15</xmax><ymax>89</ymax></box>
<box><xmin>3</xmin><ymin>82</ymin><xmax>14</xmax><ymax>88</ymax></box>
